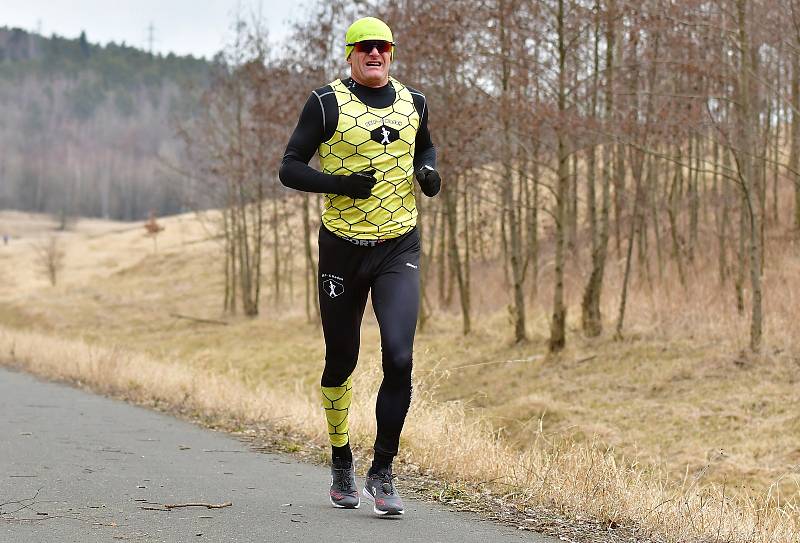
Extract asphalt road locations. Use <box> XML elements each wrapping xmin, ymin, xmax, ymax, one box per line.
<box><xmin>0</xmin><ymin>368</ymin><xmax>559</xmax><ymax>543</ymax></box>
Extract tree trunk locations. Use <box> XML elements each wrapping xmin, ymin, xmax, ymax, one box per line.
<box><xmin>444</xmin><ymin>174</ymin><xmax>471</xmax><ymax>334</ymax></box>
<box><xmin>687</xmin><ymin>134</ymin><xmax>699</xmax><ymax>263</ymax></box>
<box><xmin>651</xmin><ymin>151</ymin><xmax>664</xmax><ymax>280</ymax></box>
<box><xmin>528</xmin><ymin>142</ymin><xmax>541</xmax><ymax>303</ymax></box>
<box><xmin>615</xmin><ymin>147</ymin><xmax>644</xmax><ymax>340</ymax></box>
<box><xmin>568</xmin><ymin>150</ymin><xmax>579</xmax><ymax>254</ymax></box>
<box><xmin>302</xmin><ymin>193</ymin><xmax>319</xmax><ymax>323</ymax></box>
<box><xmin>734</xmin><ymin>0</ymin><xmax>763</xmax><ymax>351</ymax></box>
<box><xmin>223</xmin><ymin>206</ymin><xmax>236</xmax><ymax>314</ymax></box>
<box><xmin>792</xmin><ymin>53</ymin><xmax>800</xmax><ymax>230</ymax></box>
<box><xmin>667</xmin><ymin>147</ymin><xmax>687</xmax><ymax>287</ymax></box>
<box><xmin>271</xmin><ymin>194</ymin><xmax>280</xmax><ymax>306</ymax></box>
<box><xmin>581</xmin><ymin>0</ymin><xmax>615</xmax><ymax>338</ymax></box>
<box><xmin>500</xmin><ymin>0</ymin><xmax>527</xmax><ymax>343</ymax></box>
<box><xmin>438</xmin><ymin>204</ymin><xmax>447</xmax><ymax>306</ymax></box>
<box><xmin>735</xmin><ymin>190</ymin><xmax>747</xmax><ymax>315</ymax></box>
<box><xmin>549</xmin><ymin>0</ymin><xmax>569</xmax><ymax>353</ymax></box>
<box><xmin>771</xmin><ymin>70</ymin><xmax>781</xmax><ymax>225</ymax></box>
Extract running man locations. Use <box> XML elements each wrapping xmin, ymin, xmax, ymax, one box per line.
<box><xmin>279</xmin><ymin>16</ymin><xmax>440</xmax><ymax>516</ymax></box>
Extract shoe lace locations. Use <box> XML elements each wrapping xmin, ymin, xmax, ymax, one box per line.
<box><xmin>333</xmin><ymin>466</ymin><xmax>354</xmax><ymax>492</ymax></box>
<box><xmin>376</xmin><ymin>470</ymin><xmax>396</xmax><ymax>495</ymax></box>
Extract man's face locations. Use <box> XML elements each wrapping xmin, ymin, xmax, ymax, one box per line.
<box><xmin>348</xmin><ymin>41</ymin><xmax>392</xmax><ymax>88</ymax></box>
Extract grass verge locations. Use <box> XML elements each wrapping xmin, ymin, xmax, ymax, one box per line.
<box><xmin>2</xmin><ymin>325</ymin><xmax>797</xmax><ymax>543</ymax></box>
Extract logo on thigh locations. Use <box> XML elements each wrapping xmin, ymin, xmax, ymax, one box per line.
<box><xmin>321</xmin><ymin>273</ymin><xmax>345</xmax><ymax>298</ymax></box>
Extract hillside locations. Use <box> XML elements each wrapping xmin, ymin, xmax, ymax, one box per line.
<box><xmin>0</xmin><ymin>27</ymin><xmax>211</xmax><ymax>221</ymax></box>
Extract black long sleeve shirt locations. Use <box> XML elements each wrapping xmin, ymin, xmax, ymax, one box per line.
<box><xmin>279</xmin><ymin>77</ymin><xmax>436</xmax><ymax>194</ymax></box>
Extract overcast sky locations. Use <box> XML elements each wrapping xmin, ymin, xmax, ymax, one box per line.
<box><xmin>2</xmin><ymin>0</ymin><xmax>307</xmax><ymax>59</ymax></box>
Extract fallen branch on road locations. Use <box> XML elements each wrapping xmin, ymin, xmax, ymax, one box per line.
<box><xmin>0</xmin><ymin>488</ymin><xmax>44</xmax><ymax>518</ymax></box>
<box><xmin>164</xmin><ymin>502</ymin><xmax>232</xmax><ymax>510</ymax></box>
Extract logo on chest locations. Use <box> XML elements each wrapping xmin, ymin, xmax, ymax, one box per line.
<box><xmin>369</xmin><ymin>125</ymin><xmax>400</xmax><ymax>146</ymax></box>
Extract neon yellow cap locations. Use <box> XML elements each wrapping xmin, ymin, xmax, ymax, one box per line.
<box><xmin>345</xmin><ymin>17</ymin><xmax>394</xmax><ymax>61</ymax></box>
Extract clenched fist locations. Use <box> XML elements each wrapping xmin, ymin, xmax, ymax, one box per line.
<box><xmin>337</xmin><ymin>169</ymin><xmax>377</xmax><ymax>199</ymax></box>
<box><xmin>415</xmin><ymin>165</ymin><xmax>441</xmax><ymax>197</ymax></box>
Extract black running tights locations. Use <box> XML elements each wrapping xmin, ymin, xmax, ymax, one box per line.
<box><xmin>318</xmin><ymin>225</ymin><xmax>420</xmax><ymax>464</ymax></box>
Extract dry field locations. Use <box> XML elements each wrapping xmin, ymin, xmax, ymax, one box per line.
<box><xmin>1</xmin><ymin>209</ymin><xmax>799</xmax><ymax>542</ymax></box>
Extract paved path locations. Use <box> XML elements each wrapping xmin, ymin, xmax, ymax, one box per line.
<box><xmin>0</xmin><ymin>368</ymin><xmax>558</xmax><ymax>543</ymax></box>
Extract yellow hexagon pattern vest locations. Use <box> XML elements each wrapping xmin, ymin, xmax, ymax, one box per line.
<box><xmin>318</xmin><ymin>77</ymin><xmax>419</xmax><ymax>240</ymax></box>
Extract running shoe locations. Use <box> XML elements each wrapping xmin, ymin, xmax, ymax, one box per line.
<box><xmin>362</xmin><ymin>467</ymin><xmax>404</xmax><ymax>515</ymax></box>
<box><xmin>330</xmin><ymin>458</ymin><xmax>359</xmax><ymax>509</ymax></box>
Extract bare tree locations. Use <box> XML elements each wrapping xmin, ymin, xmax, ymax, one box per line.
<box><xmin>34</xmin><ymin>235</ymin><xmax>65</xmax><ymax>286</ymax></box>
<box><xmin>144</xmin><ymin>211</ymin><xmax>165</xmax><ymax>253</ymax></box>
<box><xmin>581</xmin><ymin>0</ymin><xmax>616</xmax><ymax>339</ymax></box>
<box><xmin>179</xmin><ymin>20</ymin><xmax>278</xmax><ymax>317</ymax></box>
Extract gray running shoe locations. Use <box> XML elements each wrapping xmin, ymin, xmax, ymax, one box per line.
<box><xmin>330</xmin><ymin>459</ymin><xmax>359</xmax><ymax>509</ymax></box>
<box><xmin>362</xmin><ymin>468</ymin><xmax>404</xmax><ymax>515</ymax></box>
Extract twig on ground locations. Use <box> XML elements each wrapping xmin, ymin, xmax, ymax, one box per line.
<box><xmin>449</xmin><ymin>355</ymin><xmax>543</xmax><ymax>371</ymax></box>
<box><xmin>169</xmin><ymin>313</ymin><xmax>229</xmax><ymax>326</ymax></box>
<box><xmin>575</xmin><ymin>355</ymin><xmax>598</xmax><ymax>364</ymax></box>
<box><xmin>0</xmin><ymin>488</ymin><xmax>43</xmax><ymax>517</ymax></box>
<box><xmin>163</xmin><ymin>502</ymin><xmax>232</xmax><ymax>510</ymax></box>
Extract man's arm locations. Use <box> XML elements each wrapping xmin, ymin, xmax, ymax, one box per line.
<box><xmin>411</xmin><ymin>92</ymin><xmax>436</xmax><ymax>171</ymax></box>
<box><xmin>409</xmin><ymin>90</ymin><xmax>439</xmax><ymax>197</ymax></box>
<box><xmin>279</xmin><ymin>91</ymin><xmax>378</xmax><ymax>199</ymax></box>
<box><xmin>278</xmin><ymin>92</ymin><xmax>341</xmax><ymax>194</ymax></box>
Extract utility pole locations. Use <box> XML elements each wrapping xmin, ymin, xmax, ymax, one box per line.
<box><xmin>147</xmin><ymin>22</ymin><xmax>155</xmax><ymax>55</ymax></box>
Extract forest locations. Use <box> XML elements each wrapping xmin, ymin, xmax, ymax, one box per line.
<box><xmin>173</xmin><ymin>0</ymin><xmax>800</xmax><ymax>358</ymax></box>
<box><xmin>2</xmin><ymin>1</ymin><xmax>798</xmax><ymax>355</ymax></box>
<box><xmin>0</xmin><ymin>26</ymin><xmax>209</xmax><ymax>221</ymax></box>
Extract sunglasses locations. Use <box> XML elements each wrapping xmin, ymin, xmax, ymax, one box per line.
<box><xmin>348</xmin><ymin>40</ymin><xmax>394</xmax><ymax>54</ymax></box>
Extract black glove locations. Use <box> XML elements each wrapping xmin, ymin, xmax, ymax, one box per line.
<box><xmin>415</xmin><ymin>165</ymin><xmax>441</xmax><ymax>197</ymax></box>
<box><xmin>336</xmin><ymin>169</ymin><xmax>377</xmax><ymax>199</ymax></box>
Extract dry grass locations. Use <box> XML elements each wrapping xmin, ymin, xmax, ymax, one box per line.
<box><xmin>1</xmin><ymin>209</ymin><xmax>800</xmax><ymax>542</ymax></box>
<box><xmin>2</xmin><ymin>325</ymin><xmax>798</xmax><ymax>542</ymax></box>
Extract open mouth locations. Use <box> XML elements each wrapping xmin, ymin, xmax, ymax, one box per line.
<box><xmin>366</xmin><ymin>61</ymin><xmax>382</xmax><ymax>67</ymax></box>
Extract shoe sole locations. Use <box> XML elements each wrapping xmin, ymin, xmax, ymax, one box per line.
<box><xmin>330</xmin><ymin>495</ymin><xmax>360</xmax><ymax>509</ymax></box>
<box><xmin>361</xmin><ymin>487</ymin><xmax>404</xmax><ymax>516</ymax></box>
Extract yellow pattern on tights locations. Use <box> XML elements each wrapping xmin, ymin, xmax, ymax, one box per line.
<box><xmin>321</xmin><ymin>376</ymin><xmax>353</xmax><ymax>447</ymax></box>
<box><xmin>318</xmin><ymin>77</ymin><xmax>420</xmax><ymax>240</ymax></box>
